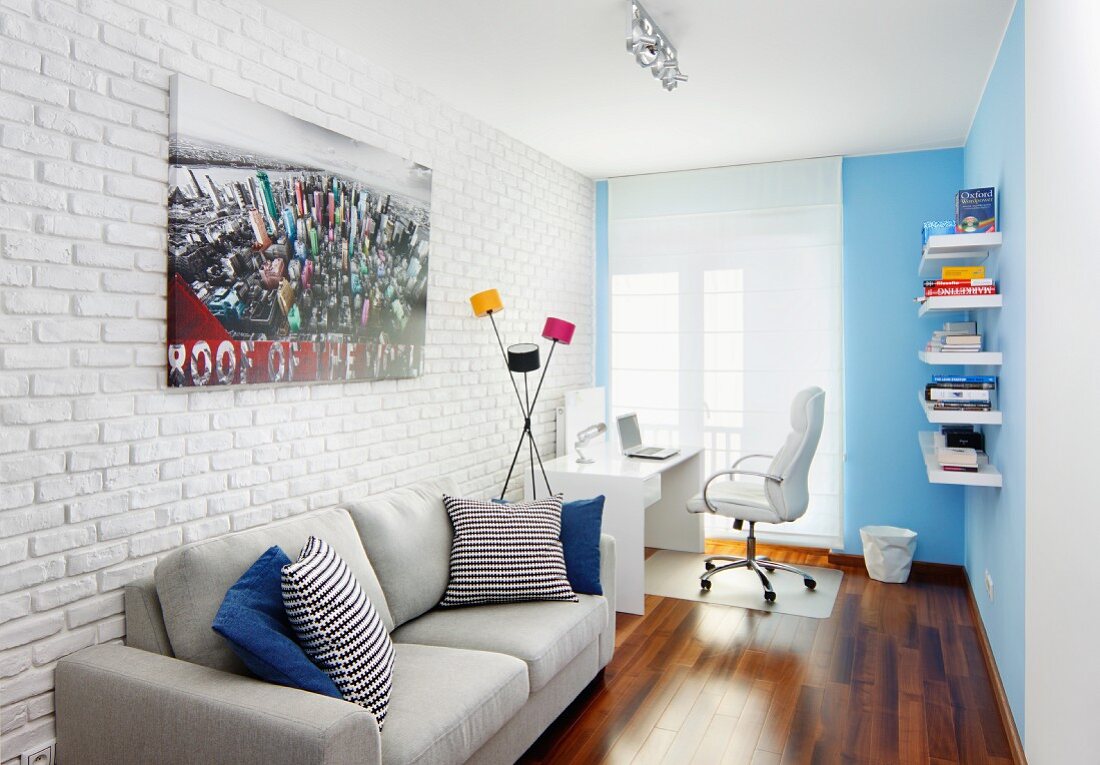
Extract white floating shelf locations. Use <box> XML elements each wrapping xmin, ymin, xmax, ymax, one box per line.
<box><xmin>919</xmin><ymin>350</ymin><xmax>1002</xmax><ymax>366</ymax></box>
<box><xmin>918</xmin><ymin>431</ymin><xmax>1002</xmax><ymax>487</ymax></box>
<box><xmin>918</xmin><ymin>294</ymin><xmax>1002</xmax><ymax>317</ymax></box>
<box><xmin>918</xmin><ymin>232</ymin><xmax>1003</xmax><ymax>278</ymax></box>
<box><xmin>918</xmin><ymin>392</ymin><xmax>1002</xmax><ymax>425</ymax></box>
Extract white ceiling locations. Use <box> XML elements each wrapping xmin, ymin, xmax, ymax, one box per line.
<box><xmin>259</xmin><ymin>0</ymin><xmax>1016</xmax><ymax>179</ymax></box>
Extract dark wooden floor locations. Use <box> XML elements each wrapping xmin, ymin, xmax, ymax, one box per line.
<box><xmin>519</xmin><ymin>541</ymin><xmax>1013</xmax><ymax>765</ymax></box>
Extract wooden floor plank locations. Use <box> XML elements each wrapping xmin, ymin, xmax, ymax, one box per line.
<box><xmin>517</xmin><ymin>540</ymin><xmax>1014</xmax><ymax>765</ymax></box>
<box><xmin>690</xmin><ymin>713</ymin><xmax>740</xmax><ymax>765</ymax></box>
<box><xmin>631</xmin><ymin>728</ymin><xmax>677</xmax><ymax>765</ymax></box>
<box><xmin>660</xmin><ymin>692</ymin><xmax>723</xmax><ymax>763</ymax></box>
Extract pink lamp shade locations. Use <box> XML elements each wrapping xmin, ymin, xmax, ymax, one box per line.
<box><xmin>542</xmin><ymin>317</ymin><xmax>575</xmax><ymax>345</ymax></box>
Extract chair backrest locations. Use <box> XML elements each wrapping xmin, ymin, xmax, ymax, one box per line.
<box><xmin>764</xmin><ymin>387</ymin><xmax>826</xmax><ymax>522</ymax></box>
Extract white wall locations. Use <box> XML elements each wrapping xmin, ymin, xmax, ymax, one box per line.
<box><xmin>1024</xmin><ymin>1</ymin><xmax>1100</xmax><ymax>760</ymax></box>
<box><xmin>0</xmin><ymin>0</ymin><xmax>595</xmax><ymax>759</ymax></box>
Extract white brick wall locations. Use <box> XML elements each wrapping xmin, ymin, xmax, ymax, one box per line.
<box><xmin>0</xmin><ymin>0</ymin><xmax>595</xmax><ymax>758</ymax></box>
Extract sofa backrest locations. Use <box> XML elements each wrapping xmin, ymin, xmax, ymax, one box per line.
<box><xmin>154</xmin><ymin>508</ymin><xmax>393</xmax><ymax>674</ymax></box>
<box><xmin>343</xmin><ymin>477</ymin><xmax>458</xmax><ymax>628</ymax></box>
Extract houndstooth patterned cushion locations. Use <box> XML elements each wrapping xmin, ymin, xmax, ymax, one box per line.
<box><xmin>282</xmin><ymin>536</ymin><xmax>395</xmax><ymax>728</ymax></box>
<box><xmin>440</xmin><ymin>494</ymin><xmax>578</xmax><ymax>607</ymax></box>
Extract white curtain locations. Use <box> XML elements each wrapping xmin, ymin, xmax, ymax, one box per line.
<box><xmin>607</xmin><ymin>157</ymin><xmax>843</xmax><ymax>546</ymax></box>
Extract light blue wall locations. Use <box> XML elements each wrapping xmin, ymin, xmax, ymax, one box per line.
<box><xmin>595</xmin><ymin>180</ymin><xmax>609</xmax><ymax>390</ymax></box>
<box><xmin>962</xmin><ymin>1</ymin><xmax>1026</xmax><ymax>732</ymax></box>
<box><xmin>841</xmin><ymin>150</ymin><xmax>966</xmax><ymax>564</ymax></box>
<box><xmin>591</xmin><ymin>0</ymin><xmax>1024</xmax><ymax>732</ymax></box>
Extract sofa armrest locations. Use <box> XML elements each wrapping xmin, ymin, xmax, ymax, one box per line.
<box><xmin>598</xmin><ymin>533</ymin><xmax>617</xmax><ymax>667</ymax></box>
<box><xmin>57</xmin><ymin>644</ymin><xmax>380</xmax><ymax>765</ymax></box>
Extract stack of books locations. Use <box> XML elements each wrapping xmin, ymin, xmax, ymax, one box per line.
<box><xmin>927</xmin><ymin>321</ymin><xmax>982</xmax><ymax>354</ymax></box>
<box><xmin>935</xmin><ymin>440</ymin><xmax>980</xmax><ymax>473</ymax></box>
<box><xmin>916</xmin><ymin>266</ymin><xmax>999</xmax><ymax>303</ymax></box>
<box><xmin>933</xmin><ymin>428</ymin><xmax>986</xmax><ymax>473</ymax></box>
<box><xmin>925</xmin><ymin>374</ymin><xmax>997</xmax><ymax>412</ymax></box>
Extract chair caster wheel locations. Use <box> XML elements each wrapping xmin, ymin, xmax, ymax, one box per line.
<box><xmin>700</xmin><ymin>579</ymin><xmax>712</xmax><ymax>591</ymax></box>
<box><xmin>804</xmin><ymin>578</ymin><xmax>817</xmax><ymax>590</ymax></box>
<box><xmin>704</xmin><ymin>561</ymin><xmax>715</xmax><ymax>571</ymax></box>
<box><xmin>764</xmin><ymin>566</ymin><xmax>776</xmax><ymax>573</ymax></box>
<box><xmin>764</xmin><ymin>590</ymin><xmax>776</xmax><ymax>603</ymax></box>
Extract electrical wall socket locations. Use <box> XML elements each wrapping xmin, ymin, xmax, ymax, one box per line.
<box><xmin>984</xmin><ymin>569</ymin><xmax>994</xmax><ymax>602</ymax></box>
<box><xmin>21</xmin><ymin>741</ymin><xmax>54</xmax><ymax>765</ymax></box>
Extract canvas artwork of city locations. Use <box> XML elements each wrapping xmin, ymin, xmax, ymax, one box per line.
<box><xmin>166</xmin><ymin>75</ymin><xmax>432</xmax><ymax>387</ymax></box>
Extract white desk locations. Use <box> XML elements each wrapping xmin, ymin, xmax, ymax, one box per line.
<box><xmin>525</xmin><ymin>445</ymin><xmax>704</xmax><ymax>614</ymax></box>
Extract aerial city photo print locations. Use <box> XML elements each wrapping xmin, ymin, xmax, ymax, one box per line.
<box><xmin>166</xmin><ymin>75</ymin><xmax>432</xmax><ymax>387</ymax></box>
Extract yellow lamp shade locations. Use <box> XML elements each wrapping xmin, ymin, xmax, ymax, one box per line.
<box><xmin>470</xmin><ymin>289</ymin><xmax>503</xmax><ymax>317</ymax></box>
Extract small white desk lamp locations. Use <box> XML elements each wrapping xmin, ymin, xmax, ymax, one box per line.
<box><xmin>574</xmin><ymin>423</ymin><xmax>607</xmax><ymax>464</ymax></box>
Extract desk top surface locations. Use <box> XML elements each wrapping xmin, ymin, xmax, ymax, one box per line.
<box><xmin>541</xmin><ymin>444</ymin><xmax>702</xmax><ymax>479</ymax></box>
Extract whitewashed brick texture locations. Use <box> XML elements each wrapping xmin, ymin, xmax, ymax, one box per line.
<box><xmin>0</xmin><ymin>0</ymin><xmax>595</xmax><ymax>757</ymax></box>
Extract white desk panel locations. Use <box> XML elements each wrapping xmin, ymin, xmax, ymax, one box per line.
<box><xmin>526</xmin><ymin>445</ymin><xmax>704</xmax><ymax>614</ymax></box>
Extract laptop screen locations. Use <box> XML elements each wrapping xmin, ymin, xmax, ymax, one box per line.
<box><xmin>616</xmin><ymin>413</ymin><xmax>642</xmax><ymax>450</ymax></box>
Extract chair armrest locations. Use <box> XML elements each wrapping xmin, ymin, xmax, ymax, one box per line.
<box><xmin>731</xmin><ymin>453</ymin><xmax>774</xmax><ymax>469</ymax></box>
<box><xmin>598</xmin><ymin>533</ymin><xmax>616</xmax><ymax>667</ymax></box>
<box><xmin>699</xmin><ymin>468</ymin><xmax>783</xmax><ymax>513</ymax></box>
<box><xmin>57</xmin><ymin>644</ymin><xmax>380</xmax><ymax>765</ymax></box>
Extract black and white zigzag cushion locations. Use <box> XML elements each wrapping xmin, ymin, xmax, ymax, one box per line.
<box><xmin>282</xmin><ymin>536</ymin><xmax>395</xmax><ymax>728</ymax></box>
<box><xmin>440</xmin><ymin>494</ymin><xmax>578</xmax><ymax>607</ymax></box>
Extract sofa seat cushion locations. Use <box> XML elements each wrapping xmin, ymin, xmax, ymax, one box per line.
<box><xmin>391</xmin><ymin>594</ymin><xmax>607</xmax><ymax>693</ymax></box>
<box><xmin>155</xmin><ymin>508</ymin><xmax>393</xmax><ymax>674</ymax></box>
<box><xmin>382</xmin><ymin>643</ymin><xmax>528</xmax><ymax>765</ymax></box>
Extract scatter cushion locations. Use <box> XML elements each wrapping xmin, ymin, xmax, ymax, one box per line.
<box><xmin>440</xmin><ymin>494</ymin><xmax>578</xmax><ymax>607</ymax></box>
<box><xmin>560</xmin><ymin>496</ymin><xmax>605</xmax><ymax>595</ymax></box>
<box><xmin>212</xmin><ymin>546</ymin><xmax>341</xmax><ymax>698</ymax></box>
<box><xmin>282</xmin><ymin>537</ymin><xmax>396</xmax><ymax>728</ymax></box>
<box><xmin>493</xmin><ymin>495</ymin><xmax>606</xmax><ymax>596</ymax></box>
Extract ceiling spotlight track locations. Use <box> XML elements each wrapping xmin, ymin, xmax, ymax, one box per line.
<box><xmin>626</xmin><ymin>0</ymin><xmax>687</xmax><ymax>92</ymax></box>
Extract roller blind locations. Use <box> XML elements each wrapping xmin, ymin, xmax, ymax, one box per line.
<box><xmin>607</xmin><ymin>157</ymin><xmax>843</xmax><ymax>545</ymax></box>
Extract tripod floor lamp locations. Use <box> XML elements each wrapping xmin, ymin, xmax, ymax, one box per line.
<box><xmin>470</xmin><ymin>289</ymin><xmax>575</xmax><ymax>500</ymax></box>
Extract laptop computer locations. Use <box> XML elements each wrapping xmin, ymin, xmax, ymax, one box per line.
<box><xmin>616</xmin><ymin>413</ymin><xmax>680</xmax><ymax>460</ymax></box>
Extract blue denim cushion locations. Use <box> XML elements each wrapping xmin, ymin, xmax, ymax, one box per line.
<box><xmin>560</xmin><ymin>496</ymin><xmax>604</xmax><ymax>595</ymax></box>
<box><xmin>212</xmin><ymin>545</ymin><xmax>340</xmax><ymax>698</ymax></box>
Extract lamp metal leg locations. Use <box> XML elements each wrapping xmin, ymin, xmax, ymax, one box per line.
<box><xmin>529</xmin><ymin>340</ymin><xmax>556</xmax><ymax>413</ymax></box>
<box><xmin>500</xmin><ymin>427</ymin><xmax>528</xmax><ymax>501</ymax></box>
<box><xmin>524</xmin><ymin>373</ymin><xmax>535</xmax><ymax>499</ymax></box>
<box><xmin>528</xmin><ymin>431</ymin><xmax>553</xmax><ymax>496</ymax></box>
<box><xmin>488</xmin><ymin>311</ymin><xmax>527</xmax><ymax>418</ymax></box>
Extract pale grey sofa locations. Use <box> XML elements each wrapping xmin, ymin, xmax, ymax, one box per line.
<box><xmin>55</xmin><ymin>478</ymin><xmax>616</xmax><ymax>765</ymax></box>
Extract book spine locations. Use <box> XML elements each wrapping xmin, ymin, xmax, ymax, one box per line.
<box><xmin>926</xmin><ymin>382</ymin><xmax>996</xmax><ymax>390</ymax></box>
<box><xmin>923</xmin><ymin>279</ymin><xmax>994</xmax><ymax>288</ymax></box>
<box><xmin>933</xmin><ymin>375</ymin><xmax>997</xmax><ymax>383</ymax></box>
<box><xmin>925</xmin><ymin>285</ymin><xmax>999</xmax><ymax>296</ymax></box>
<box><xmin>933</xmin><ymin>402</ymin><xmax>992</xmax><ymax>411</ymax></box>
<box><xmin>941</xmin><ymin>266</ymin><xmax>986</xmax><ymax>279</ymax></box>
<box><xmin>941</xmin><ymin>465</ymin><xmax>979</xmax><ymax>473</ymax></box>
<box><xmin>927</xmin><ymin>389</ymin><xmax>991</xmax><ymax>402</ymax></box>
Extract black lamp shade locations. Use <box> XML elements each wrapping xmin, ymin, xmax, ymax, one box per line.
<box><xmin>506</xmin><ymin>343</ymin><xmax>540</xmax><ymax>373</ymax></box>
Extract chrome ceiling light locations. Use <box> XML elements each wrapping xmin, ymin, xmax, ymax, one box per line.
<box><xmin>626</xmin><ymin>0</ymin><xmax>688</xmax><ymax>92</ymax></box>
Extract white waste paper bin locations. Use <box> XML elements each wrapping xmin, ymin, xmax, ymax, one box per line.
<box><xmin>860</xmin><ymin>526</ymin><xmax>918</xmax><ymax>583</ymax></box>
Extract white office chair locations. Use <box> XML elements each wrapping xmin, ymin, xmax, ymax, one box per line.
<box><xmin>687</xmin><ymin>387</ymin><xmax>826</xmax><ymax>602</ymax></box>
